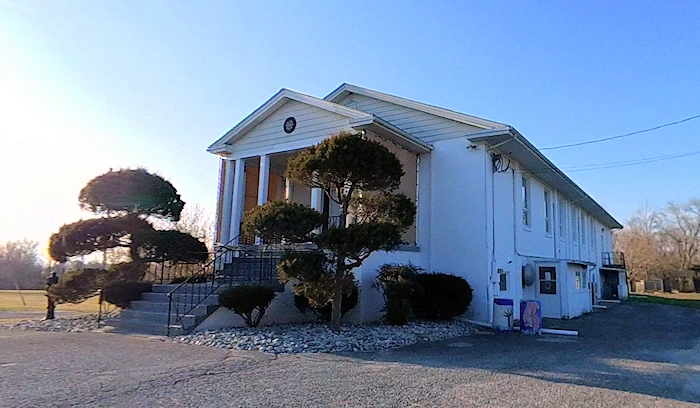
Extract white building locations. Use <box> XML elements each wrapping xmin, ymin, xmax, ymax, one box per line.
<box><xmin>208</xmin><ymin>84</ymin><xmax>628</xmax><ymax>324</ymax></box>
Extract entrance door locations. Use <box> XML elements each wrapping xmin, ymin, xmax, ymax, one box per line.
<box><xmin>601</xmin><ymin>270</ymin><xmax>619</xmax><ymax>300</ymax></box>
<box><xmin>536</xmin><ymin>266</ymin><xmax>561</xmax><ymax>318</ymax></box>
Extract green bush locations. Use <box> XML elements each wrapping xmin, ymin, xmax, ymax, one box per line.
<box><xmin>374</xmin><ymin>263</ymin><xmax>422</xmax><ymax>325</ymax></box>
<box><xmin>218</xmin><ymin>285</ymin><xmax>277</xmax><ymax>327</ymax></box>
<box><xmin>293</xmin><ymin>283</ymin><xmax>359</xmax><ymax>321</ymax></box>
<box><xmin>410</xmin><ymin>273</ymin><xmax>473</xmax><ymax>321</ymax></box>
<box><xmin>103</xmin><ymin>281</ymin><xmax>152</xmax><ymax>308</ymax></box>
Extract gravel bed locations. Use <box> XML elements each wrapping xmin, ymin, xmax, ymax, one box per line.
<box><xmin>170</xmin><ymin>320</ymin><xmax>474</xmax><ymax>354</ymax></box>
<box><xmin>0</xmin><ymin>315</ymin><xmax>100</xmax><ymax>332</ymax></box>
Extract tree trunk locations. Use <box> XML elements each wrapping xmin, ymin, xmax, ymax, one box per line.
<box><xmin>330</xmin><ymin>199</ymin><xmax>350</xmax><ymax>331</ymax></box>
<box><xmin>331</xmin><ymin>267</ymin><xmax>344</xmax><ymax>331</ymax></box>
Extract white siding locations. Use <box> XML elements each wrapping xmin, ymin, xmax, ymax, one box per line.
<box><xmin>230</xmin><ymin>100</ymin><xmax>352</xmax><ymax>154</ymax></box>
<box><xmin>338</xmin><ymin>94</ymin><xmax>483</xmax><ymax>143</ymax></box>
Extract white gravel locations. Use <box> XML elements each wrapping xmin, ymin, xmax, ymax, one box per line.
<box><xmin>0</xmin><ymin>315</ymin><xmax>100</xmax><ymax>332</ymax></box>
<box><xmin>170</xmin><ymin>320</ymin><xmax>474</xmax><ymax>354</ymax></box>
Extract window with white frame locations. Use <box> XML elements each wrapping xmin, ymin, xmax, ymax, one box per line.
<box><xmin>559</xmin><ymin>199</ymin><xmax>566</xmax><ymax>239</ymax></box>
<box><xmin>522</xmin><ymin>176</ymin><xmax>531</xmax><ymax>227</ymax></box>
<box><xmin>574</xmin><ymin>269</ymin><xmax>588</xmax><ymax>290</ymax></box>
<box><xmin>575</xmin><ymin>270</ymin><xmax>582</xmax><ymax>289</ymax></box>
<box><xmin>544</xmin><ymin>190</ymin><xmax>552</xmax><ymax>234</ymax></box>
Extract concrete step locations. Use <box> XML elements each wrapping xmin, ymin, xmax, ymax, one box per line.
<box><xmin>102</xmin><ymin>318</ymin><xmax>187</xmax><ymax>336</ymax></box>
<box><xmin>141</xmin><ymin>292</ymin><xmax>220</xmax><ymax>305</ymax></box>
<box><xmin>119</xmin><ymin>309</ymin><xmax>200</xmax><ymax>328</ymax></box>
<box><xmin>130</xmin><ymin>300</ymin><xmax>218</xmax><ymax>315</ymax></box>
<box><xmin>151</xmin><ymin>283</ymin><xmax>217</xmax><ymax>294</ymax></box>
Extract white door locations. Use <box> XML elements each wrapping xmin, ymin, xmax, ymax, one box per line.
<box><xmin>536</xmin><ymin>266</ymin><xmax>561</xmax><ymax>318</ymax></box>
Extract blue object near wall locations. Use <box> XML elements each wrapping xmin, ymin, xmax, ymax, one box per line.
<box><xmin>520</xmin><ymin>300</ymin><xmax>542</xmax><ymax>335</ymax></box>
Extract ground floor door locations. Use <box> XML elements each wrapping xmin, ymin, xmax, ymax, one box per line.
<box><xmin>536</xmin><ymin>266</ymin><xmax>561</xmax><ymax>318</ymax></box>
<box><xmin>601</xmin><ymin>269</ymin><xmax>620</xmax><ymax>300</ymax></box>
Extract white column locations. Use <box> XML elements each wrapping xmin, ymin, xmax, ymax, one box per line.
<box><xmin>257</xmin><ymin>155</ymin><xmax>270</xmax><ymax>206</ymax></box>
<box><xmin>284</xmin><ymin>177</ymin><xmax>292</xmax><ymax>201</ymax></box>
<box><xmin>229</xmin><ymin>159</ymin><xmax>246</xmax><ymax>244</ymax></box>
<box><xmin>311</xmin><ymin>188</ymin><xmax>323</xmax><ymax>212</ymax></box>
<box><xmin>255</xmin><ymin>155</ymin><xmax>271</xmax><ymax>244</ymax></box>
<box><xmin>218</xmin><ymin>160</ymin><xmax>235</xmax><ymax>244</ymax></box>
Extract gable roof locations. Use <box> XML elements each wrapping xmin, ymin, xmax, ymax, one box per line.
<box><xmin>325</xmin><ymin>83</ymin><xmax>509</xmax><ymax>131</ymax></box>
<box><xmin>207</xmin><ymin>88</ymin><xmax>374</xmax><ymax>154</ymax></box>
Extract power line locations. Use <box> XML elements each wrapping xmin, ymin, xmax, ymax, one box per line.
<box><xmin>525</xmin><ymin>149</ymin><xmax>700</xmax><ymax>176</ymax></box>
<box><xmin>563</xmin><ymin>149</ymin><xmax>700</xmax><ymax>171</ymax></box>
<box><xmin>540</xmin><ymin>114</ymin><xmax>700</xmax><ymax>151</ymax></box>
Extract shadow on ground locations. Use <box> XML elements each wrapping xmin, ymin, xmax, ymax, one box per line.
<box><xmin>348</xmin><ymin>302</ymin><xmax>700</xmax><ymax>404</ymax></box>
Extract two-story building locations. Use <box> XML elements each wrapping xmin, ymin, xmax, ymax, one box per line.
<box><xmin>207</xmin><ymin>84</ymin><xmax>628</xmax><ymax>325</ymax></box>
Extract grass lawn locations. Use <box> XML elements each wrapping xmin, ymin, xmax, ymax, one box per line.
<box><xmin>0</xmin><ymin>290</ymin><xmax>100</xmax><ymax>313</ymax></box>
<box><xmin>628</xmin><ymin>292</ymin><xmax>700</xmax><ymax>309</ymax></box>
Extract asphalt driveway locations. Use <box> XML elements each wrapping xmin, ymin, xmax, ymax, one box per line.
<box><xmin>1</xmin><ymin>302</ymin><xmax>698</xmax><ymax>407</ymax></box>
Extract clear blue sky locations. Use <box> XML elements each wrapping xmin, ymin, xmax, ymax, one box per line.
<box><xmin>1</xmin><ymin>1</ymin><xmax>698</xmax><ymax>247</ymax></box>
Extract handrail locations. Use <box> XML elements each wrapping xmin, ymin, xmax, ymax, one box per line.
<box><xmin>166</xmin><ymin>234</ymin><xmax>241</xmax><ymax>335</ymax></box>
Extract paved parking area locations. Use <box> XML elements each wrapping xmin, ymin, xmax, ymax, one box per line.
<box><xmin>1</xmin><ymin>302</ymin><xmax>698</xmax><ymax>407</ymax></box>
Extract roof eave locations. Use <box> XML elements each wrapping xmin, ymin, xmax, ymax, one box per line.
<box><xmin>325</xmin><ymin>83</ymin><xmax>508</xmax><ymax>130</ymax></box>
<box><xmin>469</xmin><ymin>127</ymin><xmax>624</xmax><ymax>230</ymax></box>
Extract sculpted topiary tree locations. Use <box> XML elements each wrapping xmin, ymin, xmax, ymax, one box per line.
<box><xmin>47</xmin><ymin>168</ymin><xmax>207</xmax><ymax>308</ymax></box>
<box><xmin>244</xmin><ymin>132</ymin><xmax>416</xmax><ymax>330</ymax></box>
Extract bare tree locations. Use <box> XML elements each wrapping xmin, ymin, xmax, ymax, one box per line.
<box><xmin>614</xmin><ymin>205</ymin><xmax>665</xmax><ymax>280</ymax></box>
<box><xmin>0</xmin><ymin>239</ymin><xmax>45</xmax><ymax>289</ymax></box>
<box><xmin>659</xmin><ymin>200</ymin><xmax>700</xmax><ymax>270</ymax></box>
<box><xmin>615</xmin><ymin>200</ymin><xmax>700</xmax><ymax>280</ymax></box>
<box><xmin>175</xmin><ymin>203</ymin><xmax>214</xmax><ymax>250</ymax></box>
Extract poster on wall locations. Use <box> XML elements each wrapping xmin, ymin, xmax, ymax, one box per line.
<box><xmin>520</xmin><ymin>300</ymin><xmax>542</xmax><ymax>335</ymax></box>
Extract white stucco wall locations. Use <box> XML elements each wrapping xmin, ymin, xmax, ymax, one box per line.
<box><xmin>428</xmin><ymin>138</ymin><xmax>490</xmax><ymax>322</ymax></box>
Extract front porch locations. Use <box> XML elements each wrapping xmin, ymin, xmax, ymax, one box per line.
<box><xmin>214</xmin><ymin>131</ymin><xmax>423</xmax><ymax>248</ymax></box>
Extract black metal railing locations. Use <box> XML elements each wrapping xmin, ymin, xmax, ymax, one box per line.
<box><xmin>602</xmin><ymin>252</ymin><xmax>626</xmax><ymax>269</ymax></box>
<box><xmin>166</xmin><ymin>236</ymin><xmax>286</xmax><ymax>336</ymax></box>
<box><xmin>145</xmin><ymin>261</ymin><xmax>210</xmax><ymax>284</ymax></box>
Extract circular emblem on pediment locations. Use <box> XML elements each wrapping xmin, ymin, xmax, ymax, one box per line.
<box><xmin>283</xmin><ymin>117</ymin><xmax>297</xmax><ymax>133</ymax></box>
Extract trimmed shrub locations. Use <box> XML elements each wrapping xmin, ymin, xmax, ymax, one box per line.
<box><xmin>374</xmin><ymin>263</ymin><xmax>422</xmax><ymax>325</ymax></box>
<box><xmin>294</xmin><ymin>283</ymin><xmax>359</xmax><ymax>321</ymax></box>
<box><xmin>218</xmin><ymin>285</ymin><xmax>277</xmax><ymax>327</ymax></box>
<box><xmin>103</xmin><ymin>281</ymin><xmax>152</xmax><ymax>308</ymax></box>
<box><xmin>410</xmin><ymin>273</ymin><xmax>473</xmax><ymax>321</ymax></box>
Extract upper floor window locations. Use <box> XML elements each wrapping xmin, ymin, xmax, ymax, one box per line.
<box><xmin>590</xmin><ymin>218</ymin><xmax>596</xmax><ymax>248</ymax></box>
<box><xmin>544</xmin><ymin>190</ymin><xmax>552</xmax><ymax>234</ymax></box>
<box><xmin>572</xmin><ymin>207</ymin><xmax>579</xmax><ymax>243</ymax></box>
<box><xmin>581</xmin><ymin>213</ymin><xmax>587</xmax><ymax>246</ymax></box>
<box><xmin>559</xmin><ymin>200</ymin><xmax>567</xmax><ymax>239</ymax></box>
<box><xmin>522</xmin><ymin>176</ymin><xmax>531</xmax><ymax>227</ymax></box>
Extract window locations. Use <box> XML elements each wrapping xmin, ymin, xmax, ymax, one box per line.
<box><xmin>571</xmin><ymin>208</ymin><xmax>579</xmax><ymax>243</ymax></box>
<box><xmin>581</xmin><ymin>213</ymin><xmax>587</xmax><ymax>246</ymax></box>
<box><xmin>575</xmin><ymin>269</ymin><xmax>588</xmax><ymax>290</ymax></box>
<box><xmin>539</xmin><ymin>266</ymin><xmax>557</xmax><ymax>294</ymax></box>
<box><xmin>590</xmin><ymin>218</ymin><xmax>595</xmax><ymax>248</ymax></box>
<box><xmin>544</xmin><ymin>190</ymin><xmax>552</xmax><ymax>234</ymax></box>
<box><xmin>559</xmin><ymin>200</ymin><xmax>567</xmax><ymax>239</ymax></box>
<box><xmin>575</xmin><ymin>270</ymin><xmax>582</xmax><ymax>289</ymax></box>
<box><xmin>499</xmin><ymin>269</ymin><xmax>508</xmax><ymax>291</ymax></box>
<box><xmin>522</xmin><ymin>176</ymin><xmax>530</xmax><ymax>227</ymax></box>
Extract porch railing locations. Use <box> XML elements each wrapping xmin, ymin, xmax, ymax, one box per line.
<box><xmin>165</xmin><ymin>235</ymin><xmax>286</xmax><ymax>336</ymax></box>
<box><xmin>602</xmin><ymin>252</ymin><xmax>626</xmax><ymax>269</ymax></box>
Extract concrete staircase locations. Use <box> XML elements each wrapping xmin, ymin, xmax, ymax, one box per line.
<box><xmin>102</xmin><ymin>248</ymin><xmax>286</xmax><ymax>336</ymax></box>
<box><xmin>103</xmin><ymin>284</ymin><xmax>220</xmax><ymax>336</ymax></box>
